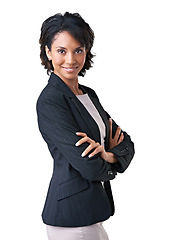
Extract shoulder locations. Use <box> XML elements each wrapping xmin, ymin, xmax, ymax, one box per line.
<box><xmin>36</xmin><ymin>83</ymin><xmax>66</xmax><ymax>114</ymax></box>
<box><xmin>80</xmin><ymin>84</ymin><xmax>99</xmax><ymax>99</ymax></box>
<box><xmin>37</xmin><ymin>81</ymin><xmax>64</xmax><ymax>101</ymax></box>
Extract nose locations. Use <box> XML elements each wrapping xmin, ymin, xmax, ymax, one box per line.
<box><xmin>65</xmin><ymin>52</ymin><xmax>76</xmax><ymax>65</ymax></box>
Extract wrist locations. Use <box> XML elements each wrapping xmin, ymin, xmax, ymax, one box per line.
<box><xmin>106</xmin><ymin>152</ymin><xmax>118</xmax><ymax>163</ymax></box>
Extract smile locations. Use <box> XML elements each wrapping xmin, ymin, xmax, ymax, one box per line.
<box><xmin>62</xmin><ymin>67</ymin><xmax>78</xmax><ymax>73</ymax></box>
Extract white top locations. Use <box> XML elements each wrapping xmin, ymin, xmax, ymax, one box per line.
<box><xmin>76</xmin><ymin>94</ymin><xmax>106</xmax><ymax>146</ymax></box>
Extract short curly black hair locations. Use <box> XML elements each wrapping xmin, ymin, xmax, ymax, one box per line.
<box><xmin>39</xmin><ymin>12</ymin><xmax>95</xmax><ymax>76</ymax></box>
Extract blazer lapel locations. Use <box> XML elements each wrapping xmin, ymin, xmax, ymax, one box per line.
<box><xmin>48</xmin><ymin>73</ymin><xmax>109</xmax><ymax>148</ymax></box>
<box><xmin>68</xmin><ymin>96</ymin><xmax>101</xmax><ymax>144</ymax></box>
<box><xmin>87</xmin><ymin>94</ymin><xmax>109</xmax><ymax>150</ymax></box>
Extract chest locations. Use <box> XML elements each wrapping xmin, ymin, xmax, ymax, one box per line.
<box><xmin>65</xmin><ymin>94</ymin><xmax>109</xmax><ymax>150</ymax></box>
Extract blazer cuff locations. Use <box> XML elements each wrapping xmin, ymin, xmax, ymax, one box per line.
<box><xmin>107</xmin><ymin>133</ymin><xmax>135</xmax><ymax>173</ymax></box>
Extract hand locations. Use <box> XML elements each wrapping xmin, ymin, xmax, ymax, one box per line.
<box><xmin>75</xmin><ymin>132</ymin><xmax>118</xmax><ymax>163</ymax></box>
<box><xmin>75</xmin><ymin>132</ymin><xmax>107</xmax><ymax>159</ymax></box>
<box><xmin>108</xmin><ymin>118</ymin><xmax>124</xmax><ymax>149</ymax></box>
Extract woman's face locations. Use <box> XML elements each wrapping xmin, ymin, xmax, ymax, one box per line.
<box><xmin>45</xmin><ymin>31</ymin><xmax>87</xmax><ymax>82</ymax></box>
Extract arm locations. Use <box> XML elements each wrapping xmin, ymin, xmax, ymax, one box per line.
<box><xmin>105</xmin><ymin>111</ymin><xmax>135</xmax><ymax>173</ymax></box>
<box><xmin>74</xmin><ymin>88</ymin><xmax>135</xmax><ymax>173</ymax></box>
<box><xmin>75</xmin><ymin>116</ymin><xmax>135</xmax><ymax>173</ymax></box>
<box><xmin>37</xmin><ymin>98</ymin><xmax>117</xmax><ymax>182</ymax></box>
<box><xmin>75</xmin><ymin>132</ymin><xmax>119</xmax><ymax>163</ymax></box>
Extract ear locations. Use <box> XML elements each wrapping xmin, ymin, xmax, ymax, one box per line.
<box><xmin>45</xmin><ymin>45</ymin><xmax>52</xmax><ymax>61</ymax></box>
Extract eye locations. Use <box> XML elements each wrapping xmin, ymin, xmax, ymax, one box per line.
<box><xmin>58</xmin><ymin>49</ymin><xmax>66</xmax><ymax>54</ymax></box>
<box><xmin>75</xmin><ymin>49</ymin><xmax>83</xmax><ymax>54</ymax></box>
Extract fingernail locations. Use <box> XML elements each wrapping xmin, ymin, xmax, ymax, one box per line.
<box><xmin>81</xmin><ymin>152</ymin><xmax>85</xmax><ymax>157</ymax></box>
<box><xmin>76</xmin><ymin>132</ymin><xmax>80</xmax><ymax>135</ymax></box>
<box><xmin>75</xmin><ymin>142</ymin><xmax>79</xmax><ymax>146</ymax></box>
<box><xmin>88</xmin><ymin>154</ymin><xmax>92</xmax><ymax>158</ymax></box>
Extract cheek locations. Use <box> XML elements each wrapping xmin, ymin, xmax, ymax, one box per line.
<box><xmin>52</xmin><ymin>54</ymin><xmax>64</xmax><ymax>65</ymax></box>
<box><xmin>79</xmin><ymin>54</ymin><xmax>86</xmax><ymax>66</ymax></box>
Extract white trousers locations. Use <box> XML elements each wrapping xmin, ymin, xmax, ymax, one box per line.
<box><xmin>46</xmin><ymin>222</ymin><xmax>109</xmax><ymax>240</ymax></box>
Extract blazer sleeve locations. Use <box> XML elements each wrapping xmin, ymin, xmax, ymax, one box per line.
<box><xmin>105</xmin><ymin>111</ymin><xmax>135</xmax><ymax>173</ymax></box>
<box><xmin>90</xmin><ymin>88</ymin><xmax>135</xmax><ymax>173</ymax></box>
<box><xmin>37</xmin><ymin>97</ymin><xmax>117</xmax><ymax>182</ymax></box>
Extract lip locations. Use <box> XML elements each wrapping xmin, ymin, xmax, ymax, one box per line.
<box><xmin>62</xmin><ymin>66</ymin><xmax>78</xmax><ymax>73</ymax></box>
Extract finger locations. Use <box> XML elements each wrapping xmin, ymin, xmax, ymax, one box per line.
<box><xmin>113</xmin><ymin>126</ymin><xmax>121</xmax><ymax>140</ymax></box>
<box><xmin>88</xmin><ymin>145</ymin><xmax>103</xmax><ymax>158</ymax></box>
<box><xmin>118</xmin><ymin>132</ymin><xmax>124</xmax><ymax>143</ymax></box>
<box><xmin>81</xmin><ymin>141</ymin><xmax>96</xmax><ymax>157</ymax></box>
<box><xmin>76</xmin><ymin>132</ymin><xmax>87</xmax><ymax>137</ymax></box>
<box><xmin>75</xmin><ymin>136</ymin><xmax>92</xmax><ymax>146</ymax></box>
<box><xmin>108</xmin><ymin>118</ymin><xmax>113</xmax><ymax>138</ymax></box>
<box><xmin>81</xmin><ymin>142</ymin><xmax>100</xmax><ymax>157</ymax></box>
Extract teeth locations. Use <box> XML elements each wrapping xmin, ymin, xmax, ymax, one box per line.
<box><xmin>63</xmin><ymin>67</ymin><xmax>77</xmax><ymax>72</ymax></box>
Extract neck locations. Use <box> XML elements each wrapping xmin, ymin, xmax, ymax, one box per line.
<box><xmin>54</xmin><ymin>71</ymin><xmax>82</xmax><ymax>95</ymax></box>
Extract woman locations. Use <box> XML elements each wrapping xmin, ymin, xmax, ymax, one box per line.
<box><xmin>37</xmin><ymin>12</ymin><xmax>135</xmax><ymax>240</ymax></box>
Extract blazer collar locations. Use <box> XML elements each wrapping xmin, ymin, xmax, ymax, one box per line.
<box><xmin>48</xmin><ymin>72</ymin><xmax>81</xmax><ymax>97</ymax></box>
<box><xmin>48</xmin><ymin>72</ymin><xmax>109</xmax><ymax>148</ymax></box>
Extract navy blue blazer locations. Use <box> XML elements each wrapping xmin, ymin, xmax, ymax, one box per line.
<box><xmin>36</xmin><ymin>73</ymin><xmax>135</xmax><ymax>227</ymax></box>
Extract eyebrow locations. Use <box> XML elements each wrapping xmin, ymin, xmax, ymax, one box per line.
<box><xmin>56</xmin><ymin>46</ymin><xmax>84</xmax><ymax>49</ymax></box>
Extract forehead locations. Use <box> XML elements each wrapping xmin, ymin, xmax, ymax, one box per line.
<box><xmin>52</xmin><ymin>31</ymin><xmax>83</xmax><ymax>48</ymax></box>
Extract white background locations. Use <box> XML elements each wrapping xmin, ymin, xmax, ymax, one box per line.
<box><xmin>0</xmin><ymin>0</ymin><xmax>183</xmax><ymax>239</ymax></box>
